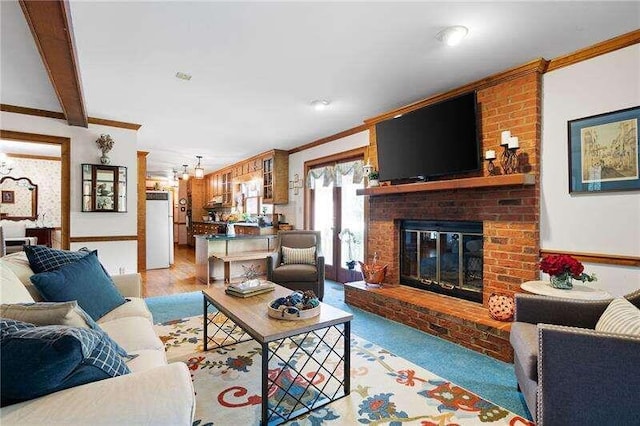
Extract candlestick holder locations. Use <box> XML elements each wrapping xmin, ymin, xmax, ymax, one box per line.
<box><xmin>500</xmin><ymin>145</ymin><xmax>520</xmax><ymax>174</ymax></box>
<box><xmin>486</xmin><ymin>158</ymin><xmax>498</xmax><ymax>175</ymax></box>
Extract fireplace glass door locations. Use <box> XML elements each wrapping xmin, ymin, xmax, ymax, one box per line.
<box><xmin>400</xmin><ymin>220</ymin><xmax>483</xmax><ymax>303</ymax></box>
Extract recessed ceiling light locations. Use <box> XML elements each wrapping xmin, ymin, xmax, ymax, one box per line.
<box><xmin>435</xmin><ymin>26</ymin><xmax>469</xmax><ymax>47</ymax></box>
<box><xmin>175</xmin><ymin>71</ymin><xmax>192</xmax><ymax>81</ymax></box>
<box><xmin>310</xmin><ymin>99</ymin><xmax>330</xmax><ymax>111</ymax></box>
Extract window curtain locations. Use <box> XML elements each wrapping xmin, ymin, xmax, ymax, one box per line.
<box><xmin>306</xmin><ymin>160</ymin><xmax>365</xmax><ymax>189</ymax></box>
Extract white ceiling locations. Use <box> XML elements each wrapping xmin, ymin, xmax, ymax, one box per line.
<box><xmin>1</xmin><ymin>1</ymin><xmax>639</xmax><ymax>179</ymax></box>
<box><xmin>0</xmin><ymin>140</ymin><xmax>61</xmax><ymax>158</ymax></box>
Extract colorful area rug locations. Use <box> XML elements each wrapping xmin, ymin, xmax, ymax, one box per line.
<box><xmin>154</xmin><ymin>316</ymin><xmax>533</xmax><ymax>426</ymax></box>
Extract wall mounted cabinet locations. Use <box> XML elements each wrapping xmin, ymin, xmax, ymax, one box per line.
<box><xmin>221</xmin><ymin>171</ymin><xmax>233</xmax><ymax>206</ymax></box>
<box><xmin>81</xmin><ymin>164</ymin><xmax>127</xmax><ymax>212</ymax></box>
<box><xmin>262</xmin><ymin>149</ymin><xmax>289</xmax><ymax>204</ymax></box>
<box><xmin>188</xmin><ymin>179</ymin><xmax>206</xmax><ymax>220</ymax></box>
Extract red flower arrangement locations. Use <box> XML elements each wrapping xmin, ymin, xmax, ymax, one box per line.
<box><xmin>539</xmin><ymin>254</ymin><xmax>597</xmax><ymax>282</ymax></box>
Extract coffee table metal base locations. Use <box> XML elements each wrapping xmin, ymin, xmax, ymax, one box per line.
<box><xmin>203</xmin><ymin>296</ymin><xmax>351</xmax><ymax>425</ymax></box>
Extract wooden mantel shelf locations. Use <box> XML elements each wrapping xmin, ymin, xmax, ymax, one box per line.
<box><xmin>356</xmin><ymin>173</ymin><xmax>536</xmax><ymax>196</ymax></box>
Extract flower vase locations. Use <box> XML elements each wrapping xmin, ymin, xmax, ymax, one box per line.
<box><xmin>100</xmin><ymin>154</ymin><xmax>111</xmax><ymax>165</ymax></box>
<box><xmin>550</xmin><ymin>274</ymin><xmax>573</xmax><ymax>289</ymax></box>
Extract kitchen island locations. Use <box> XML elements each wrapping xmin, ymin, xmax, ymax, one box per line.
<box><xmin>195</xmin><ymin>234</ymin><xmax>277</xmax><ymax>284</ymax></box>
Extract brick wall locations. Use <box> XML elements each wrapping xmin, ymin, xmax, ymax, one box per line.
<box><xmin>367</xmin><ymin>72</ymin><xmax>542</xmax><ymax>305</ymax></box>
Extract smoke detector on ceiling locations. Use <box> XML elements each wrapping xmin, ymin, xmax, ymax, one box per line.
<box><xmin>175</xmin><ymin>72</ymin><xmax>192</xmax><ymax>81</ymax></box>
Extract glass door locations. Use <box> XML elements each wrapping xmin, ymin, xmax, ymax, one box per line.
<box><xmin>310</xmin><ymin>159</ymin><xmax>365</xmax><ymax>283</ymax></box>
<box><xmin>337</xmin><ymin>177</ymin><xmax>364</xmax><ymax>283</ymax></box>
<box><xmin>312</xmin><ymin>183</ymin><xmax>336</xmax><ymax>280</ymax></box>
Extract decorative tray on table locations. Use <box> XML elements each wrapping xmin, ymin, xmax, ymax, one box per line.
<box><xmin>268</xmin><ymin>290</ymin><xmax>320</xmax><ymax>321</ymax></box>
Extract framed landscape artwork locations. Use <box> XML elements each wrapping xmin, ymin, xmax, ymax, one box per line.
<box><xmin>568</xmin><ymin>105</ymin><xmax>640</xmax><ymax>193</ymax></box>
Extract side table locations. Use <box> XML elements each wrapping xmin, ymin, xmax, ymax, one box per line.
<box><xmin>520</xmin><ymin>280</ymin><xmax>611</xmax><ymax>300</ymax></box>
<box><xmin>25</xmin><ymin>227</ymin><xmax>54</xmax><ymax>248</ymax></box>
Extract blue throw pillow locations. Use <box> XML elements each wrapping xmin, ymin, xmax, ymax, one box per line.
<box><xmin>0</xmin><ymin>319</ymin><xmax>130</xmax><ymax>406</ymax></box>
<box><xmin>0</xmin><ymin>318</ymin><xmax>35</xmax><ymax>338</ymax></box>
<box><xmin>24</xmin><ymin>245</ymin><xmax>94</xmax><ymax>274</ymax></box>
<box><xmin>0</xmin><ymin>302</ymin><xmax>130</xmax><ymax>359</ymax></box>
<box><xmin>30</xmin><ymin>252</ymin><xmax>126</xmax><ymax>320</ymax></box>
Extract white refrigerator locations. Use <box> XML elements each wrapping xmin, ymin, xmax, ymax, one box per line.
<box><xmin>146</xmin><ymin>191</ymin><xmax>174</xmax><ymax>269</ymax></box>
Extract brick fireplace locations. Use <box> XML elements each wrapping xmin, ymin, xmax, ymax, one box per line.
<box><xmin>345</xmin><ymin>65</ymin><xmax>544</xmax><ymax>361</ymax></box>
<box><xmin>368</xmin><ymin>185</ymin><xmax>539</xmax><ymax>305</ymax></box>
<box><xmin>364</xmin><ymin>69</ymin><xmax>542</xmax><ymax>306</ymax></box>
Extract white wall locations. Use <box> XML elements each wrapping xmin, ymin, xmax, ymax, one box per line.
<box><xmin>541</xmin><ymin>44</ymin><xmax>640</xmax><ymax>296</ymax></box>
<box><xmin>280</xmin><ymin>130</ymin><xmax>370</xmax><ymax>228</ymax></box>
<box><xmin>1</xmin><ymin>111</ymin><xmax>139</xmax><ymax>274</ymax></box>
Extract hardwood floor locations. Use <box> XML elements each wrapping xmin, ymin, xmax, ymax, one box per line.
<box><xmin>140</xmin><ymin>244</ymin><xmax>203</xmax><ymax>297</ymax></box>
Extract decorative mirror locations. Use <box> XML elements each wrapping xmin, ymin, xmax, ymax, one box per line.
<box><xmin>81</xmin><ymin>164</ymin><xmax>127</xmax><ymax>212</ymax></box>
<box><xmin>0</xmin><ymin>176</ymin><xmax>38</xmax><ymax>220</ymax></box>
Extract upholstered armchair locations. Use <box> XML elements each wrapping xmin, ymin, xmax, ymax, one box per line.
<box><xmin>0</xmin><ymin>222</ymin><xmax>37</xmax><ymax>255</ymax></box>
<box><xmin>510</xmin><ymin>289</ymin><xmax>640</xmax><ymax>425</ymax></box>
<box><xmin>266</xmin><ymin>230</ymin><xmax>325</xmax><ymax>300</ymax></box>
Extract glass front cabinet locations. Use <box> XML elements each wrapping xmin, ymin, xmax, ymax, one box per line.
<box><xmin>82</xmin><ymin>164</ymin><xmax>127</xmax><ymax>212</ymax></box>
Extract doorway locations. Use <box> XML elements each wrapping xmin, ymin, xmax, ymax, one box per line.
<box><xmin>308</xmin><ymin>155</ymin><xmax>365</xmax><ymax>283</ymax></box>
<box><xmin>0</xmin><ymin>130</ymin><xmax>70</xmax><ymax>249</ymax></box>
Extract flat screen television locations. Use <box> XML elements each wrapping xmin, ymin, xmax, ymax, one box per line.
<box><xmin>375</xmin><ymin>92</ymin><xmax>480</xmax><ymax>182</ymax></box>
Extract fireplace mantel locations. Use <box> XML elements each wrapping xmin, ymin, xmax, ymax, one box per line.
<box><xmin>356</xmin><ymin>173</ymin><xmax>535</xmax><ymax>196</ymax></box>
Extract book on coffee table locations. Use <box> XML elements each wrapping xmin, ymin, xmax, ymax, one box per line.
<box><xmin>225</xmin><ymin>286</ymin><xmax>275</xmax><ymax>298</ymax></box>
<box><xmin>225</xmin><ymin>280</ymin><xmax>275</xmax><ymax>298</ymax></box>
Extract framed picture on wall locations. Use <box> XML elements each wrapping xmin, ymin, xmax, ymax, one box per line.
<box><xmin>568</xmin><ymin>105</ymin><xmax>640</xmax><ymax>193</ymax></box>
<box><xmin>1</xmin><ymin>190</ymin><xmax>15</xmax><ymax>203</ymax></box>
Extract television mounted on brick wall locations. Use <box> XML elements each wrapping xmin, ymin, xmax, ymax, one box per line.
<box><xmin>375</xmin><ymin>91</ymin><xmax>480</xmax><ymax>183</ymax></box>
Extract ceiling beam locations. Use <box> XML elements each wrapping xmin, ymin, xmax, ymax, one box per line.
<box><xmin>19</xmin><ymin>0</ymin><xmax>88</xmax><ymax>127</ymax></box>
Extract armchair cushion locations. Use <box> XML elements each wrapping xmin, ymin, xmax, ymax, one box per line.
<box><xmin>270</xmin><ymin>263</ymin><xmax>319</xmax><ymax>283</ymax></box>
<box><xmin>596</xmin><ymin>297</ymin><xmax>640</xmax><ymax>336</ymax></box>
<box><xmin>282</xmin><ymin>246</ymin><xmax>316</xmax><ymax>265</ymax></box>
<box><xmin>509</xmin><ymin>322</ymin><xmax>538</xmax><ymax>381</ymax></box>
<box><xmin>0</xmin><ymin>319</ymin><xmax>130</xmax><ymax>406</ymax></box>
<box><xmin>30</xmin><ymin>252</ymin><xmax>126</xmax><ymax>321</ymax></box>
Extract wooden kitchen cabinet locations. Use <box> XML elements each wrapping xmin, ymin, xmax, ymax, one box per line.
<box><xmin>192</xmin><ymin>222</ymin><xmax>223</xmax><ymax>235</ymax></box>
<box><xmin>206</xmin><ymin>174</ymin><xmax>215</xmax><ymax>200</ymax></box>
<box><xmin>234</xmin><ymin>224</ymin><xmax>275</xmax><ymax>236</ymax></box>
<box><xmin>221</xmin><ymin>171</ymin><xmax>233</xmax><ymax>206</ymax></box>
<box><xmin>188</xmin><ymin>179</ymin><xmax>207</xmax><ymax>220</ymax></box>
<box><xmin>262</xmin><ymin>149</ymin><xmax>289</xmax><ymax>204</ymax></box>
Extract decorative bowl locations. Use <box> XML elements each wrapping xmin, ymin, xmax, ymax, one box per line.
<box><xmin>267</xmin><ymin>291</ymin><xmax>320</xmax><ymax>321</ymax></box>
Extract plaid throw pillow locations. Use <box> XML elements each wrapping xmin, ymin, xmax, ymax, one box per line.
<box><xmin>1</xmin><ymin>320</ymin><xmax>130</xmax><ymax>404</ymax></box>
<box><xmin>1</xmin><ymin>302</ymin><xmax>130</xmax><ymax>358</ymax></box>
<box><xmin>24</xmin><ymin>246</ymin><xmax>94</xmax><ymax>274</ymax></box>
<box><xmin>282</xmin><ymin>246</ymin><xmax>316</xmax><ymax>265</ymax></box>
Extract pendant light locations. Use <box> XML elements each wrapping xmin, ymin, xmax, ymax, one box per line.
<box><xmin>181</xmin><ymin>164</ymin><xmax>190</xmax><ymax>181</ymax></box>
<box><xmin>194</xmin><ymin>155</ymin><xmax>204</xmax><ymax>179</ymax></box>
<box><xmin>171</xmin><ymin>169</ymin><xmax>179</xmax><ymax>187</ymax></box>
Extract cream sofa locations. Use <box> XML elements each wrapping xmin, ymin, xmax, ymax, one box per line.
<box><xmin>0</xmin><ymin>252</ymin><xmax>196</xmax><ymax>425</ymax></box>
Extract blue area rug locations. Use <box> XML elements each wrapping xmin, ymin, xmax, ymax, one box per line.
<box><xmin>146</xmin><ymin>281</ymin><xmax>531</xmax><ymax>419</ymax></box>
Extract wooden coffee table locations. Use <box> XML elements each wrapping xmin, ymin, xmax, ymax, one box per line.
<box><xmin>202</xmin><ymin>283</ymin><xmax>353</xmax><ymax>425</ymax></box>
